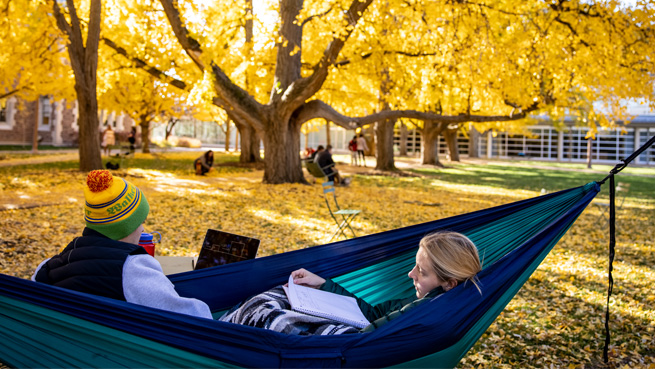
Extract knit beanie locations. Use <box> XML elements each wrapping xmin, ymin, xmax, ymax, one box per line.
<box><xmin>83</xmin><ymin>170</ymin><xmax>150</xmax><ymax>240</ymax></box>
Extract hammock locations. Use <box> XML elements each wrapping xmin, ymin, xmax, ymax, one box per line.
<box><xmin>0</xmin><ymin>182</ymin><xmax>599</xmax><ymax>368</ymax></box>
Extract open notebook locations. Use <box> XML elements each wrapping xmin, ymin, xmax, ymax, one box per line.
<box><xmin>194</xmin><ymin>229</ymin><xmax>260</xmax><ymax>270</ymax></box>
<box><xmin>283</xmin><ymin>275</ymin><xmax>370</xmax><ymax>329</ymax></box>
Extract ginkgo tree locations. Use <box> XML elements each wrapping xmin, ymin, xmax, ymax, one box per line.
<box><xmin>318</xmin><ymin>0</ymin><xmax>655</xmax><ymax>169</ymax></box>
<box><xmin>0</xmin><ymin>1</ymin><xmax>72</xmax><ymax>102</ymax></box>
<box><xmin>0</xmin><ymin>0</ymin><xmax>75</xmax><ymax>154</ymax></box>
<box><xmin>6</xmin><ymin>0</ymin><xmax>654</xmax><ymax>179</ymax></box>
<box><xmin>46</xmin><ymin>0</ymin><xmax>105</xmax><ymax>171</ymax></box>
<box><xmin>98</xmin><ymin>67</ymin><xmax>185</xmax><ymax>153</ymax></box>
<box><xmin>146</xmin><ymin>0</ymin><xmax>653</xmax><ymax>182</ymax></box>
<box><xmin>101</xmin><ymin>0</ymin><xmax>273</xmax><ymax>163</ymax></box>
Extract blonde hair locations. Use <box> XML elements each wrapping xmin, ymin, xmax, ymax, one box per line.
<box><xmin>419</xmin><ymin>231</ymin><xmax>482</xmax><ymax>293</ymax></box>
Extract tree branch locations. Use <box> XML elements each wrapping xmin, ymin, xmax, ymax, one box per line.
<box><xmin>281</xmin><ymin>0</ymin><xmax>374</xmax><ymax>110</ymax></box>
<box><xmin>158</xmin><ymin>0</ymin><xmax>264</xmax><ymax>130</ymax></box>
<box><xmin>50</xmin><ymin>1</ymin><xmax>73</xmax><ymax>43</ymax></box>
<box><xmin>85</xmin><ymin>0</ymin><xmax>101</xmax><ymax>77</ymax></box>
<box><xmin>64</xmin><ymin>0</ymin><xmax>84</xmax><ymax>47</ymax></box>
<box><xmin>334</xmin><ymin>50</ymin><xmax>438</xmax><ymax>67</ymax></box>
<box><xmin>301</xmin><ymin>6</ymin><xmax>333</xmax><ymax>28</ymax></box>
<box><xmin>158</xmin><ymin>0</ymin><xmax>205</xmax><ymax>70</ymax></box>
<box><xmin>295</xmin><ymin>100</ymin><xmax>541</xmax><ymax>129</ymax></box>
<box><xmin>212</xmin><ymin>93</ymin><xmax>264</xmax><ymax>132</ymax></box>
<box><xmin>0</xmin><ymin>88</ymin><xmax>21</xmax><ymax>100</ymax></box>
<box><xmin>554</xmin><ymin>15</ymin><xmax>590</xmax><ymax>47</ymax></box>
<box><xmin>101</xmin><ymin>37</ymin><xmax>190</xmax><ymax>91</ymax></box>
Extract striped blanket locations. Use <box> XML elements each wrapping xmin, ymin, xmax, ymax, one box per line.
<box><xmin>219</xmin><ymin>286</ymin><xmax>360</xmax><ymax>336</ymax></box>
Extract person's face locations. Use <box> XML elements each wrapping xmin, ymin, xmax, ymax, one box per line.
<box><xmin>408</xmin><ymin>247</ymin><xmax>453</xmax><ymax>298</ymax></box>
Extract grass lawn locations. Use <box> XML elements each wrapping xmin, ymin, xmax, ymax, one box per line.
<box><xmin>0</xmin><ymin>151</ymin><xmax>653</xmax><ymax>368</ymax></box>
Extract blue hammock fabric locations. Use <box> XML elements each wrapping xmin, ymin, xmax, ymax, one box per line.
<box><xmin>0</xmin><ymin>182</ymin><xmax>599</xmax><ymax>368</ymax></box>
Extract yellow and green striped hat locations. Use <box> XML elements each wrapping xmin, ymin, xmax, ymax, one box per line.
<box><xmin>84</xmin><ymin>170</ymin><xmax>149</xmax><ymax>240</ymax></box>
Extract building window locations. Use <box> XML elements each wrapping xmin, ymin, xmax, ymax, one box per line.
<box><xmin>39</xmin><ymin>96</ymin><xmax>53</xmax><ymax>131</ymax></box>
<box><xmin>0</xmin><ymin>98</ymin><xmax>15</xmax><ymax>130</ymax></box>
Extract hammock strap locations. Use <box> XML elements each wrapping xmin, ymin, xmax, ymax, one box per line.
<box><xmin>598</xmin><ymin>133</ymin><xmax>654</xmax><ymax>363</ymax></box>
<box><xmin>603</xmin><ymin>174</ymin><xmax>616</xmax><ymax>363</ymax></box>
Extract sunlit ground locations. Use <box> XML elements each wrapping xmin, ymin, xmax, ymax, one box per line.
<box><xmin>0</xmin><ymin>152</ymin><xmax>653</xmax><ymax>368</ymax></box>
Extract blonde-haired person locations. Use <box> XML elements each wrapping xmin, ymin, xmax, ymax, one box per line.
<box><xmin>220</xmin><ymin>231</ymin><xmax>481</xmax><ymax>334</ymax></box>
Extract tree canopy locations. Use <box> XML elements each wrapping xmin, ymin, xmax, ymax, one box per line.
<box><xmin>2</xmin><ymin>0</ymin><xmax>654</xmax><ymax>179</ymax></box>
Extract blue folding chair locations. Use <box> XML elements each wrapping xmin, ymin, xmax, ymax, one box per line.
<box><xmin>322</xmin><ymin>181</ymin><xmax>360</xmax><ymax>241</ymax></box>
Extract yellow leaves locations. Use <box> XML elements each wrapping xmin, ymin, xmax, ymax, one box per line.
<box><xmin>289</xmin><ymin>45</ymin><xmax>300</xmax><ymax>56</ymax></box>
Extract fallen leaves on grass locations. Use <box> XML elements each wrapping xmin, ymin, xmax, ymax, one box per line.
<box><xmin>0</xmin><ymin>161</ymin><xmax>653</xmax><ymax>369</ymax></box>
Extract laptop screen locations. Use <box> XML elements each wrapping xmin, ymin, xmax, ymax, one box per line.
<box><xmin>194</xmin><ymin>229</ymin><xmax>260</xmax><ymax>270</ymax></box>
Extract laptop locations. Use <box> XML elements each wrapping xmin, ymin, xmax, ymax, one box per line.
<box><xmin>194</xmin><ymin>229</ymin><xmax>260</xmax><ymax>270</ymax></box>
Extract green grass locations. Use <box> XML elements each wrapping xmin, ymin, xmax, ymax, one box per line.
<box><xmin>2</xmin><ymin>152</ymin><xmax>653</xmax><ymax>201</ymax></box>
<box><xmin>0</xmin><ymin>151</ymin><xmax>252</xmax><ymax>176</ymax></box>
<box><xmin>410</xmin><ymin>162</ymin><xmax>655</xmax><ymax>201</ymax></box>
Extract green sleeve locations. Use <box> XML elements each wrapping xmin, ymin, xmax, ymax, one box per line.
<box><xmin>320</xmin><ymin>278</ymin><xmax>411</xmax><ymax>322</ymax></box>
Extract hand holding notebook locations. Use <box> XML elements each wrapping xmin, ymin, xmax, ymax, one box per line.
<box><xmin>283</xmin><ymin>275</ymin><xmax>370</xmax><ymax>329</ymax></box>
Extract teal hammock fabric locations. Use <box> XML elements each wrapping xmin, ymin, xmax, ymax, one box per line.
<box><xmin>0</xmin><ymin>182</ymin><xmax>599</xmax><ymax>368</ymax></box>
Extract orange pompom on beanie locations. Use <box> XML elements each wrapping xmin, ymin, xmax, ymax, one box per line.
<box><xmin>83</xmin><ymin>170</ymin><xmax>149</xmax><ymax>240</ymax></box>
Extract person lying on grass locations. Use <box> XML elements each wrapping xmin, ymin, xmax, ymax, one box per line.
<box><xmin>220</xmin><ymin>231</ymin><xmax>482</xmax><ymax>334</ymax></box>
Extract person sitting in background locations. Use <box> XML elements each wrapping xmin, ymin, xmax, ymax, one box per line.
<box><xmin>32</xmin><ymin>170</ymin><xmax>212</xmax><ymax>319</ymax></box>
<box><xmin>128</xmin><ymin>126</ymin><xmax>137</xmax><ymax>154</ymax></box>
<box><xmin>310</xmin><ymin>145</ymin><xmax>324</xmax><ymax>162</ymax></box>
<box><xmin>194</xmin><ymin>150</ymin><xmax>214</xmax><ymax>176</ymax></box>
<box><xmin>316</xmin><ymin>144</ymin><xmax>346</xmax><ymax>185</ymax></box>
<box><xmin>219</xmin><ymin>231</ymin><xmax>482</xmax><ymax>334</ymax></box>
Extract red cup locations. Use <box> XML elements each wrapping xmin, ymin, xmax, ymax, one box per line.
<box><xmin>138</xmin><ymin>232</ymin><xmax>158</xmax><ymax>256</ymax></box>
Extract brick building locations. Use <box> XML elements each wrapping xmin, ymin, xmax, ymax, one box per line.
<box><xmin>0</xmin><ymin>96</ymin><xmax>136</xmax><ymax>147</ymax></box>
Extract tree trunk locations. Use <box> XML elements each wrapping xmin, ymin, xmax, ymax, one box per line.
<box><xmin>326</xmin><ymin>119</ymin><xmax>331</xmax><ymax>146</ymax></box>
<box><xmin>139</xmin><ymin>115</ymin><xmax>151</xmax><ymax>153</ymax></box>
<box><xmin>587</xmin><ymin>137</ymin><xmax>593</xmax><ymax>169</ymax></box>
<box><xmin>444</xmin><ymin>127</ymin><xmax>460</xmax><ymax>162</ymax></box>
<box><xmin>32</xmin><ymin>98</ymin><xmax>40</xmax><ymax>154</ymax></box>
<box><xmin>77</xmin><ymin>91</ymin><xmax>103</xmax><ymax>170</ymax></box>
<box><xmin>51</xmin><ymin>0</ymin><xmax>102</xmax><ymax>172</ymax></box>
<box><xmin>367</xmin><ymin>125</ymin><xmax>376</xmax><ymax>157</ymax></box>
<box><xmin>165</xmin><ymin>118</ymin><xmax>178</xmax><ymax>140</ymax></box>
<box><xmin>262</xmin><ymin>115</ymin><xmax>305</xmax><ymax>184</ymax></box>
<box><xmin>421</xmin><ymin>121</ymin><xmax>445</xmax><ymax>166</ymax></box>
<box><xmin>234</xmin><ymin>121</ymin><xmax>262</xmax><ymax>163</ymax></box>
<box><xmin>224</xmin><ymin>119</ymin><xmax>231</xmax><ymax>152</ymax></box>
<box><xmin>375</xmin><ymin>119</ymin><xmax>396</xmax><ymax>170</ymax></box>
<box><xmin>399</xmin><ymin>121</ymin><xmax>408</xmax><ymax>156</ymax></box>
<box><xmin>375</xmin><ymin>68</ymin><xmax>396</xmax><ymax>171</ymax></box>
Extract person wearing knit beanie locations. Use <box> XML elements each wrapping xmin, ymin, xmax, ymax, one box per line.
<box><xmin>84</xmin><ymin>170</ymin><xmax>150</xmax><ymax>240</ymax></box>
<box><xmin>31</xmin><ymin>170</ymin><xmax>212</xmax><ymax>319</ymax></box>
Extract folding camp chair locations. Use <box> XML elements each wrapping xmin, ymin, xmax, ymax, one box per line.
<box><xmin>322</xmin><ymin>181</ymin><xmax>360</xmax><ymax>241</ymax></box>
<box><xmin>595</xmin><ymin>182</ymin><xmax>630</xmax><ymax>225</ymax></box>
